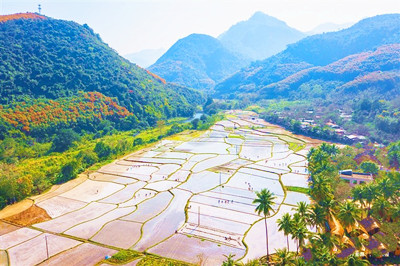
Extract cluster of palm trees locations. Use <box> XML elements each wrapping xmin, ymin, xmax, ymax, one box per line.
<box><xmin>222</xmin><ymin>143</ymin><xmax>400</xmax><ymax>265</ymax></box>
<box><xmin>352</xmin><ymin>171</ymin><xmax>400</xmax><ymax>221</ymax></box>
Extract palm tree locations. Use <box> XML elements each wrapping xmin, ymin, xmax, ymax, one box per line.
<box><xmin>222</xmin><ymin>254</ymin><xmax>236</xmax><ymax>266</ymax></box>
<box><xmin>253</xmin><ymin>189</ymin><xmax>277</xmax><ymax>261</ymax></box>
<box><xmin>346</xmin><ymin>253</ymin><xmax>370</xmax><ymax>266</ymax></box>
<box><xmin>308</xmin><ymin>204</ymin><xmax>327</xmax><ymax>232</ymax></box>
<box><xmin>293</xmin><ymin>201</ymin><xmax>310</xmax><ymax>220</ymax></box>
<box><xmin>377</xmin><ymin>177</ymin><xmax>395</xmax><ymax>200</ymax></box>
<box><xmin>362</xmin><ymin>183</ymin><xmax>378</xmax><ymax>214</ymax></box>
<box><xmin>337</xmin><ymin>201</ymin><xmax>361</xmax><ymax>233</ymax></box>
<box><xmin>277</xmin><ymin>213</ymin><xmax>292</xmax><ymax>250</ymax></box>
<box><xmin>314</xmin><ymin>232</ymin><xmax>340</xmax><ymax>255</ymax></box>
<box><xmin>309</xmin><ymin>174</ymin><xmax>334</xmax><ymax>203</ymax></box>
<box><xmin>371</xmin><ymin>196</ymin><xmax>391</xmax><ymax>221</ymax></box>
<box><xmin>272</xmin><ymin>248</ymin><xmax>295</xmax><ymax>266</ymax></box>
<box><xmin>352</xmin><ymin>186</ymin><xmax>366</xmax><ymax>207</ymax></box>
<box><xmin>291</xmin><ymin>219</ymin><xmax>309</xmax><ymax>254</ymax></box>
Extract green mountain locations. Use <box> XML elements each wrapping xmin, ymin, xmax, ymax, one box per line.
<box><xmin>214</xmin><ymin>14</ymin><xmax>400</xmax><ymax>99</ymax></box>
<box><xmin>0</xmin><ymin>13</ymin><xmax>203</xmax><ymax>139</ymax></box>
<box><xmin>148</xmin><ymin>34</ymin><xmax>250</xmax><ymax>90</ymax></box>
<box><xmin>218</xmin><ymin>11</ymin><xmax>305</xmax><ymax>61</ymax></box>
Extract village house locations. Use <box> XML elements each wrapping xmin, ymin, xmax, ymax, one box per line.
<box><xmin>339</xmin><ymin>169</ymin><xmax>373</xmax><ymax>187</ymax></box>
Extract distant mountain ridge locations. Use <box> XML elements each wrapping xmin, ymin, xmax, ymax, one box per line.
<box><xmin>148</xmin><ymin>12</ymin><xmax>307</xmax><ymax>90</ymax></box>
<box><xmin>214</xmin><ymin>14</ymin><xmax>400</xmax><ymax>99</ymax></box>
<box><xmin>306</xmin><ymin>22</ymin><xmax>354</xmax><ymax>35</ymax></box>
<box><xmin>148</xmin><ymin>34</ymin><xmax>249</xmax><ymax>90</ymax></box>
<box><xmin>218</xmin><ymin>12</ymin><xmax>306</xmax><ymax>61</ymax></box>
<box><xmin>124</xmin><ymin>48</ymin><xmax>166</xmax><ymax>68</ymax></box>
<box><xmin>263</xmin><ymin>44</ymin><xmax>400</xmax><ymax>99</ymax></box>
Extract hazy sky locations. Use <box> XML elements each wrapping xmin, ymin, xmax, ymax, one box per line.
<box><xmin>2</xmin><ymin>0</ymin><xmax>400</xmax><ymax>55</ymax></box>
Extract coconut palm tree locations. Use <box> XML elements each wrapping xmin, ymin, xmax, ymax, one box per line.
<box><xmin>309</xmin><ymin>174</ymin><xmax>334</xmax><ymax>203</ymax></box>
<box><xmin>253</xmin><ymin>189</ymin><xmax>276</xmax><ymax>261</ymax></box>
<box><xmin>277</xmin><ymin>213</ymin><xmax>292</xmax><ymax>250</ymax></box>
<box><xmin>377</xmin><ymin>177</ymin><xmax>395</xmax><ymax>200</ymax></box>
<box><xmin>337</xmin><ymin>201</ymin><xmax>361</xmax><ymax>233</ymax></box>
<box><xmin>313</xmin><ymin>232</ymin><xmax>340</xmax><ymax>255</ymax></box>
<box><xmin>352</xmin><ymin>186</ymin><xmax>366</xmax><ymax>206</ymax></box>
<box><xmin>371</xmin><ymin>196</ymin><xmax>391</xmax><ymax>221</ymax></box>
<box><xmin>291</xmin><ymin>219</ymin><xmax>309</xmax><ymax>254</ymax></box>
<box><xmin>308</xmin><ymin>204</ymin><xmax>327</xmax><ymax>232</ymax></box>
<box><xmin>346</xmin><ymin>253</ymin><xmax>370</xmax><ymax>266</ymax></box>
<box><xmin>362</xmin><ymin>183</ymin><xmax>378</xmax><ymax>214</ymax></box>
<box><xmin>222</xmin><ymin>254</ymin><xmax>236</xmax><ymax>266</ymax></box>
<box><xmin>272</xmin><ymin>248</ymin><xmax>295</xmax><ymax>266</ymax></box>
<box><xmin>293</xmin><ymin>201</ymin><xmax>310</xmax><ymax>221</ymax></box>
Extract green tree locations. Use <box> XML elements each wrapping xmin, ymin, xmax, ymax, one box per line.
<box><xmin>272</xmin><ymin>248</ymin><xmax>295</xmax><ymax>266</ymax></box>
<box><xmin>253</xmin><ymin>189</ymin><xmax>277</xmax><ymax>261</ymax></box>
<box><xmin>191</xmin><ymin>118</ymin><xmax>200</xmax><ymax>129</ymax></box>
<box><xmin>337</xmin><ymin>201</ymin><xmax>361</xmax><ymax>233</ymax></box>
<box><xmin>94</xmin><ymin>141</ymin><xmax>112</xmax><ymax>159</ymax></box>
<box><xmin>360</xmin><ymin>161</ymin><xmax>379</xmax><ymax>175</ymax></box>
<box><xmin>291</xmin><ymin>220</ymin><xmax>308</xmax><ymax>254</ymax></box>
<box><xmin>52</xmin><ymin>129</ymin><xmax>79</xmax><ymax>152</ymax></box>
<box><xmin>309</xmin><ymin>204</ymin><xmax>327</xmax><ymax>232</ymax></box>
<box><xmin>346</xmin><ymin>253</ymin><xmax>370</xmax><ymax>266</ymax></box>
<box><xmin>277</xmin><ymin>213</ymin><xmax>292</xmax><ymax>250</ymax></box>
<box><xmin>58</xmin><ymin>160</ymin><xmax>79</xmax><ymax>183</ymax></box>
<box><xmin>76</xmin><ymin>149</ymin><xmax>98</xmax><ymax>167</ymax></box>
<box><xmin>293</xmin><ymin>201</ymin><xmax>310</xmax><ymax>222</ymax></box>
<box><xmin>133</xmin><ymin>138</ymin><xmax>144</xmax><ymax>146</ymax></box>
<box><xmin>222</xmin><ymin>254</ymin><xmax>236</xmax><ymax>266</ymax></box>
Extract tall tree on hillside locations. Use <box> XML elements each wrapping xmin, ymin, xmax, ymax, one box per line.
<box><xmin>277</xmin><ymin>213</ymin><xmax>293</xmax><ymax>250</ymax></box>
<box><xmin>253</xmin><ymin>188</ymin><xmax>276</xmax><ymax>262</ymax></box>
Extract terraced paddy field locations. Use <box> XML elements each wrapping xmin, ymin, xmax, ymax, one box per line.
<box><xmin>0</xmin><ymin>110</ymin><xmax>324</xmax><ymax>265</ymax></box>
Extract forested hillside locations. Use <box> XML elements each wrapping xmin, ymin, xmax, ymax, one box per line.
<box><xmin>0</xmin><ymin>13</ymin><xmax>203</xmax><ymax>140</ymax></box>
<box><xmin>261</xmin><ymin>44</ymin><xmax>400</xmax><ymax>100</ymax></box>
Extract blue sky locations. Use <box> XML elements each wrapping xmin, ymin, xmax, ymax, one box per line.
<box><xmin>2</xmin><ymin>0</ymin><xmax>400</xmax><ymax>55</ymax></box>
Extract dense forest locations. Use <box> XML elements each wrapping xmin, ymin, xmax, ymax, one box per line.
<box><xmin>0</xmin><ymin>14</ymin><xmax>207</xmax><ymax>210</ymax></box>
<box><xmin>0</xmin><ymin>14</ymin><xmax>203</xmax><ymax>141</ymax></box>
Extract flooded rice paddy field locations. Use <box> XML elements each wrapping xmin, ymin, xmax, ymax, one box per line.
<box><xmin>0</xmin><ymin>111</ymin><xmax>322</xmax><ymax>265</ymax></box>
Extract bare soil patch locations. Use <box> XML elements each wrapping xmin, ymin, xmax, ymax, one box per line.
<box><xmin>4</xmin><ymin>205</ymin><xmax>51</xmax><ymax>226</ymax></box>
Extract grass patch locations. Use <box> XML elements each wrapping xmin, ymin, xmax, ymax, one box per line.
<box><xmin>105</xmin><ymin>250</ymin><xmax>142</xmax><ymax>264</ymax></box>
<box><xmin>137</xmin><ymin>254</ymin><xmax>192</xmax><ymax>266</ymax></box>
<box><xmin>286</xmin><ymin>186</ymin><xmax>310</xmax><ymax>194</ymax></box>
<box><xmin>99</xmin><ymin>250</ymin><xmax>192</xmax><ymax>266</ymax></box>
<box><xmin>288</xmin><ymin>142</ymin><xmax>306</xmax><ymax>152</ymax></box>
<box><xmin>228</xmin><ymin>134</ymin><xmax>245</xmax><ymax>140</ymax></box>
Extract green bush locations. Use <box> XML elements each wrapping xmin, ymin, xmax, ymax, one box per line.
<box><xmin>94</xmin><ymin>141</ymin><xmax>112</xmax><ymax>159</ymax></box>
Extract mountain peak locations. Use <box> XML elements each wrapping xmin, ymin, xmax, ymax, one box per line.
<box><xmin>0</xmin><ymin>13</ymin><xmax>46</xmax><ymax>23</ymax></box>
<box><xmin>218</xmin><ymin>12</ymin><xmax>305</xmax><ymax>60</ymax></box>
<box><xmin>149</xmin><ymin>33</ymin><xmax>249</xmax><ymax>90</ymax></box>
<box><xmin>248</xmin><ymin>11</ymin><xmax>286</xmax><ymax>26</ymax></box>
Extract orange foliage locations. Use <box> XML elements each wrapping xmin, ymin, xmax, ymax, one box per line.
<box><xmin>0</xmin><ymin>92</ymin><xmax>132</xmax><ymax>132</ymax></box>
<box><xmin>0</xmin><ymin>13</ymin><xmax>46</xmax><ymax>23</ymax></box>
<box><xmin>145</xmin><ymin>70</ymin><xmax>167</xmax><ymax>84</ymax></box>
